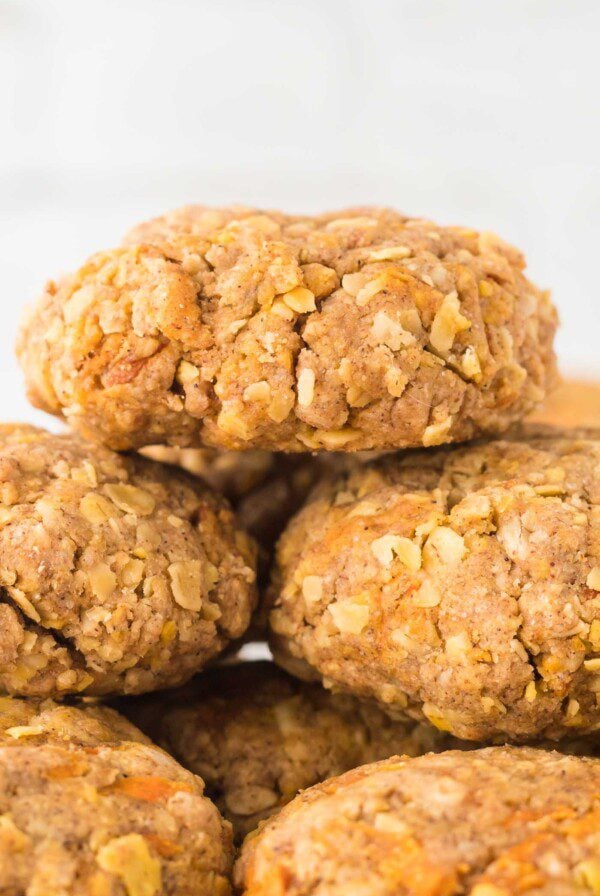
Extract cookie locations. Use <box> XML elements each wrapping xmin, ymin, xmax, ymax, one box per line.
<box><xmin>18</xmin><ymin>205</ymin><xmax>557</xmax><ymax>452</ymax></box>
<box><xmin>140</xmin><ymin>450</ymin><xmax>379</xmax><ymax>565</ymax></box>
<box><xmin>0</xmin><ymin>424</ymin><xmax>257</xmax><ymax>697</ymax></box>
<box><xmin>269</xmin><ymin>428</ymin><xmax>600</xmax><ymax>741</ymax></box>
<box><xmin>0</xmin><ymin>698</ymin><xmax>233</xmax><ymax>895</ymax></box>
<box><xmin>141</xmin><ymin>446</ymin><xmax>276</xmax><ymax>501</ymax></box>
<box><xmin>235</xmin><ymin>747</ymin><xmax>600</xmax><ymax>896</ymax></box>
<box><xmin>0</xmin><ymin>694</ymin><xmax>151</xmax><ymax>747</ymax></box>
<box><xmin>124</xmin><ymin>661</ymin><xmax>454</xmax><ymax>840</ymax></box>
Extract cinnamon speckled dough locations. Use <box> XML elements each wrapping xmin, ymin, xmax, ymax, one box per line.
<box><xmin>18</xmin><ymin>205</ymin><xmax>557</xmax><ymax>452</ymax></box>
<box><xmin>0</xmin><ymin>698</ymin><xmax>233</xmax><ymax>896</ymax></box>
<box><xmin>269</xmin><ymin>428</ymin><xmax>600</xmax><ymax>742</ymax></box>
<box><xmin>124</xmin><ymin>661</ymin><xmax>455</xmax><ymax>841</ymax></box>
<box><xmin>235</xmin><ymin>747</ymin><xmax>600</xmax><ymax>896</ymax></box>
<box><xmin>141</xmin><ymin>449</ymin><xmax>380</xmax><ymax>557</ymax></box>
<box><xmin>140</xmin><ymin>449</ymin><xmax>309</xmax><ymax>553</ymax></box>
<box><xmin>0</xmin><ymin>424</ymin><xmax>257</xmax><ymax>697</ymax></box>
<box><xmin>0</xmin><ymin>694</ymin><xmax>151</xmax><ymax>747</ymax></box>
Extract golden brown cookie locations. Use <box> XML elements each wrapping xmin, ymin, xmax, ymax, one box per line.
<box><xmin>269</xmin><ymin>427</ymin><xmax>600</xmax><ymax>741</ymax></box>
<box><xmin>123</xmin><ymin>661</ymin><xmax>455</xmax><ymax>841</ymax></box>
<box><xmin>139</xmin><ymin>449</ymin><xmax>379</xmax><ymax>567</ymax></box>
<box><xmin>0</xmin><ymin>697</ymin><xmax>233</xmax><ymax>895</ymax></box>
<box><xmin>0</xmin><ymin>694</ymin><xmax>151</xmax><ymax>747</ymax></box>
<box><xmin>18</xmin><ymin>205</ymin><xmax>556</xmax><ymax>452</ymax></box>
<box><xmin>235</xmin><ymin>747</ymin><xmax>600</xmax><ymax>896</ymax></box>
<box><xmin>0</xmin><ymin>424</ymin><xmax>257</xmax><ymax>697</ymax></box>
<box><xmin>141</xmin><ymin>447</ymin><xmax>275</xmax><ymax>501</ymax></box>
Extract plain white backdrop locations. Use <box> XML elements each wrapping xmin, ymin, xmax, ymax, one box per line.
<box><xmin>2</xmin><ymin>0</ymin><xmax>599</xmax><ymax>427</ymax></box>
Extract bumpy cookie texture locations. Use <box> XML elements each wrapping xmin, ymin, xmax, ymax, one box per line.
<box><xmin>140</xmin><ymin>448</ymin><xmax>303</xmax><ymax>555</ymax></box>
<box><xmin>0</xmin><ymin>694</ymin><xmax>151</xmax><ymax>747</ymax></box>
<box><xmin>18</xmin><ymin>204</ymin><xmax>557</xmax><ymax>452</ymax></box>
<box><xmin>0</xmin><ymin>424</ymin><xmax>257</xmax><ymax>697</ymax></box>
<box><xmin>0</xmin><ymin>699</ymin><xmax>233</xmax><ymax>895</ymax></box>
<box><xmin>141</xmin><ymin>449</ymin><xmax>379</xmax><ymax>561</ymax></box>
<box><xmin>236</xmin><ymin>747</ymin><xmax>600</xmax><ymax>896</ymax></box>
<box><xmin>270</xmin><ymin>428</ymin><xmax>600</xmax><ymax>741</ymax></box>
<box><xmin>124</xmin><ymin>661</ymin><xmax>454</xmax><ymax>841</ymax></box>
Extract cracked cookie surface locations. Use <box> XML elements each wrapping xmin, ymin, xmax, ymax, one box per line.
<box><xmin>18</xmin><ymin>205</ymin><xmax>556</xmax><ymax>452</ymax></box>
<box><xmin>124</xmin><ymin>661</ymin><xmax>455</xmax><ymax>841</ymax></box>
<box><xmin>235</xmin><ymin>747</ymin><xmax>600</xmax><ymax>896</ymax></box>
<box><xmin>269</xmin><ymin>428</ymin><xmax>600</xmax><ymax>741</ymax></box>
<box><xmin>0</xmin><ymin>424</ymin><xmax>257</xmax><ymax>697</ymax></box>
<box><xmin>0</xmin><ymin>697</ymin><xmax>233</xmax><ymax>895</ymax></box>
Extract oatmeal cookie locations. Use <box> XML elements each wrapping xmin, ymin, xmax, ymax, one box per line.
<box><xmin>269</xmin><ymin>428</ymin><xmax>600</xmax><ymax>741</ymax></box>
<box><xmin>124</xmin><ymin>661</ymin><xmax>454</xmax><ymax>840</ymax></box>
<box><xmin>18</xmin><ymin>205</ymin><xmax>556</xmax><ymax>452</ymax></box>
<box><xmin>0</xmin><ymin>424</ymin><xmax>257</xmax><ymax>697</ymax></box>
<box><xmin>140</xmin><ymin>449</ymin><xmax>377</xmax><ymax>560</ymax></box>
<box><xmin>0</xmin><ymin>699</ymin><xmax>233</xmax><ymax>895</ymax></box>
<box><xmin>141</xmin><ymin>447</ymin><xmax>276</xmax><ymax>501</ymax></box>
<box><xmin>0</xmin><ymin>694</ymin><xmax>151</xmax><ymax>747</ymax></box>
<box><xmin>235</xmin><ymin>747</ymin><xmax>600</xmax><ymax>896</ymax></box>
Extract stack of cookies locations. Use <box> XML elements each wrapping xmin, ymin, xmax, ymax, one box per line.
<box><xmin>3</xmin><ymin>205</ymin><xmax>599</xmax><ymax>895</ymax></box>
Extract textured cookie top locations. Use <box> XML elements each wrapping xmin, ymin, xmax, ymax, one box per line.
<box><xmin>269</xmin><ymin>428</ymin><xmax>600</xmax><ymax>741</ymax></box>
<box><xmin>0</xmin><ymin>424</ymin><xmax>257</xmax><ymax>697</ymax></box>
<box><xmin>0</xmin><ymin>694</ymin><xmax>150</xmax><ymax>747</ymax></box>
<box><xmin>0</xmin><ymin>707</ymin><xmax>233</xmax><ymax>895</ymax></box>
<box><xmin>235</xmin><ymin>747</ymin><xmax>600</xmax><ymax>896</ymax></box>
<box><xmin>18</xmin><ymin>205</ymin><xmax>557</xmax><ymax>452</ymax></box>
<box><xmin>125</xmin><ymin>661</ymin><xmax>454</xmax><ymax>841</ymax></box>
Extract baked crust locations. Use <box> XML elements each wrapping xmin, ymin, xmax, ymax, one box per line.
<box><xmin>123</xmin><ymin>661</ymin><xmax>455</xmax><ymax>841</ymax></box>
<box><xmin>18</xmin><ymin>205</ymin><xmax>557</xmax><ymax>452</ymax></box>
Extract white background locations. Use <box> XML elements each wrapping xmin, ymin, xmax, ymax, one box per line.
<box><xmin>2</xmin><ymin>0</ymin><xmax>599</xmax><ymax>428</ymax></box>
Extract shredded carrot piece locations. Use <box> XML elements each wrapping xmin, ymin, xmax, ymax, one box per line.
<box><xmin>145</xmin><ymin>834</ymin><xmax>184</xmax><ymax>858</ymax></box>
<box><xmin>103</xmin><ymin>775</ymin><xmax>193</xmax><ymax>802</ymax></box>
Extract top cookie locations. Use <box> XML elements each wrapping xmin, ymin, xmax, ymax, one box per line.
<box><xmin>18</xmin><ymin>205</ymin><xmax>557</xmax><ymax>452</ymax></box>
